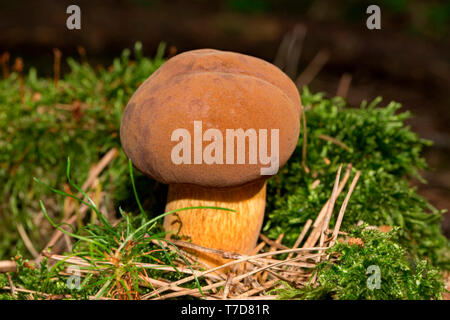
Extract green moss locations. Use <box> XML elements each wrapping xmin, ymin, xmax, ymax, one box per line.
<box><xmin>0</xmin><ymin>197</ymin><xmax>206</xmax><ymax>300</ymax></box>
<box><xmin>0</xmin><ymin>43</ymin><xmax>166</xmax><ymax>258</ymax></box>
<box><xmin>0</xmin><ymin>44</ymin><xmax>448</xmax><ymax>299</ymax></box>
<box><xmin>264</xmin><ymin>89</ymin><xmax>449</xmax><ymax>268</ymax></box>
<box><xmin>273</xmin><ymin>227</ymin><xmax>445</xmax><ymax>300</ymax></box>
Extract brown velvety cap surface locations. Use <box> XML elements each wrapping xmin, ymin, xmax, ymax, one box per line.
<box><xmin>120</xmin><ymin>49</ymin><xmax>302</xmax><ymax>187</ymax></box>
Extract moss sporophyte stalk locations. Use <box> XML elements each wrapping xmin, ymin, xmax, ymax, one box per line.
<box><xmin>0</xmin><ymin>43</ymin><xmax>448</xmax><ymax>299</ymax></box>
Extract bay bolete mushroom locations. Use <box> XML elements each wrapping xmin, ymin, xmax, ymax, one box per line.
<box><xmin>120</xmin><ymin>49</ymin><xmax>302</xmax><ymax>266</ymax></box>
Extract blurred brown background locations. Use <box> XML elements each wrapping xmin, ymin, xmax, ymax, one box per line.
<box><xmin>1</xmin><ymin>0</ymin><xmax>449</xmax><ymax>234</ymax></box>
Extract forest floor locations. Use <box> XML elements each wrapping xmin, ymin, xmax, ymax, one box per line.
<box><xmin>1</xmin><ymin>0</ymin><xmax>449</xmax><ymax>235</ymax></box>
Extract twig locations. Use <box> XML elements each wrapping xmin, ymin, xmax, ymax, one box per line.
<box><xmin>329</xmin><ymin>171</ymin><xmax>361</xmax><ymax>247</ymax></box>
<box><xmin>17</xmin><ymin>224</ymin><xmax>39</xmax><ymax>258</ymax></box>
<box><xmin>261</xmin><ymin>233</ymin><xmax>284</xmax><ymax>282</ymax></box>
<box><xmin>141</xmin><ymin>246</ymin><xmax>326</xmax><ymax>299</ymax></box>
<box><xmin>0</xmin><ymin>286</ymin><xmax>113</xmax><ymax>300</ymax></box>
<box><xmin>336</xmin><ymin>73</ymin><xmax>352</xmax><ymax>99</ymax></box>
<box><xmin>318</xmin><ymin>134</ymin><xmax>351</xmax><ymax>151</ymax></box>
<box><xmin>38</xmin><ymin>148</ymin><xmax>118</xmax><ymax>260</ymax></box>
<box><xmin>152</xmin><ymin>253</ymin><xmax>319</xmax><ymax>300</ymax></box>
<box><xmin>317</xmin><ymin>164</ymin><xmax>343</xmax><ymax>261</ymax></box>
<box><xmin>168</xmin><ymin>239</ymin><xmax>241</xmax><ymax>260</ymax></box>
<box><xmin>47</xmin><ymin>253</ymin><xmax>224</xmax><ymax>281</ymax></box>
<box><xmin>232</xmin><ymin>295</ymin><xmax>277</xmax><ymax>300</ymax></box>
<box><xmin>251</xmin><ymin>261</ymin><xmax>294</xmax><ymax>284</ymax></box>
<box><xmin>0</xmin><ymin>261</ymin><xmax>17</xmax><ymax>273</ymax></box>
<box><xmin>77</xmin><ymin>46</ymin><xmax>87</xmax><ymax>64</ymax></box>
<box><xmin>11</xmin><ymin>155</ymin><xmax>359</xmax><ymax>300</ymax></box>
<box><xmin>1</xmin><ymin>52</ymin><xmax>10</xmax><ymax>78</ymax></box>
<box><xmin>6</xmin><ymin>274</ymin><xmax>16</xmax><ymax>297</ymax></box>
<box><xmin>311</xmin><ymin>179</ymin><xmax>320</xmax><ymax>189</ymax></box>
<box><xmin>274</xmin><ymin>24</ymin><xmax>307</xmax><ymax>75</ymax></box>
<box><xmin>13</xmin><ymin>57</ymin><xmax>24</xmax><ymax>102</ymax></box>
<box><xmin>39</xmin><ymin>205</ymin><xmax>89</xmax><ymax>261</ymax></box>
<box><xmin>259</xmin><ymin>234</ymin><xmax>289</xmax><ymax>250</ymax></box>
<box><xmin>153</xmin><ymin>239</ymin><xmax>226</xmax><ymax>278</ymax></box>
<box><xmin>139</xmin><ymin>274</ymin><xmax>188</xmax><ymax>294</ymax></box>
<box><xmin>80</xmin><ymin>148</ymin><xmax>119</xmax><ymax>194</ymax></box>
<box><xmin>234</xmin><ymin>279</ymin><xmax>278</xmax><ymax>299</ymax></box>
<box><xmin>313</xmin><ymin>164</ymin><xmax>352</xmax><ymax>229</ymax></box>
<box><xmin>251</xmin><ymin>242</ymin><xmax>266</xmax><ymax>255</ymax></box>
<box><xmin>303</xmin><ymin>164</ymin><xmax>352</xmax><ymax>248</ymax></box>
<box><xmin>287</xmin><ymin>219</ymin><xmax>312</xmax><ymax>260</ymax></box>
<box><xmin>205</xmin><ymin>278</ymin><xmax>218</xmax><ymax>294</ymax></box>
<box><xmin>164</xmin><ymin>239</ymin><xmax>315</xmax><ymax>268</ymax></box>
<box><xmin>94</xmin><ymin>279</ymin><xmax>111</xmax><ymax>300</ymax></box>
<box><xmin>222</xmin><ymin>273</ymin><xmax>234</xmax><ymax>299</ymax></box>
<box><xmin>53</xmin><ymin>48</ymin><xmax>62</xmax><ymax>87</ymax></box>
<box><xmin>296</xmin><ymin>49</ymin><xmax>330</xmax><ymax>88</ymax></box>
<box><xmin>286</xmin><ymin>25</ymin><xmax>307</xmax><ymax>79</ymax></box>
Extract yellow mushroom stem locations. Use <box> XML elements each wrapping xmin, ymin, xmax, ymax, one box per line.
<box><xmin>163</xmin><ymin>180</ymin><xmax>267</xmax><ymax>267</ymax></box>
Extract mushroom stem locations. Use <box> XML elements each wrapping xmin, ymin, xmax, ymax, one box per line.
<box><xmin>164</xmin><ymin>180</ymin><xmax>266</xmax><ymax>267</ymax></box>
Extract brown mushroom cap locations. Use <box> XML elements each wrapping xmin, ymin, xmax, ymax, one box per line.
<box><xmin>120</xmin><ymin>49</ymin><xmax>302</xmax><ymax>188</ymax></box>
